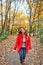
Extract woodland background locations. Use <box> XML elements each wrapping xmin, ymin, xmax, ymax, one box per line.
<box><xmin>0</xmin><ymin>0</ymin><xmax>43</xmax><ymax>65</ymax></box>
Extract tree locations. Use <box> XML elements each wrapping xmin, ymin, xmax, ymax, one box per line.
<box><xmin>27</xmin><ymin>0</ymin><xmax>33</xmax><ymax>35</ymax></box>
<box><xmin>27</xmin><ymin>0</ymin><xmax>43</xmax><ymax>36</ymax></box>
<box><xmin>0</xmin><ymin>0</ymin><xmax>20</xmax><ymax>34</ymax></box>
<box><xmin>0</xmin><ymin>0</ymin><xmax>3</xmax><ymax>35</ymax></box>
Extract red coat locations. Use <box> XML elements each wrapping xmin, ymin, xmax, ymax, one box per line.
<box><xmin>13</xmin><ymin>34</ymin><xmax>32</xmax><ymax>53</ymax></box>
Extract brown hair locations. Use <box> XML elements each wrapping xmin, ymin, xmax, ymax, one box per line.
<box><xmin>18</xmin><ymin>27</ymin><xmax>28</xmax><ymax>36</ymax></box>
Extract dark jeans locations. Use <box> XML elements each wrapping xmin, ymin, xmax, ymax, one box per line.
<box><xmin>19</xmin><ymin>47</ymin><xmax>26</xmax><ymax>64</ymax></box>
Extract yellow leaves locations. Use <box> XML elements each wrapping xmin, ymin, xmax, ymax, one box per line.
<box><xmin>9</xmin><ymin>23</ymin><xmax>13</xmax><ymax>31</ymax></box>
<box><xmin>10</xmin><ymin>10</ymin><xmax>15</xmax><ymax>14</ymax></box>
<box><xmin>32</xmin><ymin>23</ymin><xmax>35</xmax><ymax>29</ymax></box>
<box><xmin>22</xmin><ymin>16</ymin><xmax>28</xmax><ymax>20</ymax></box>
<box><xmin>15</xmin><ymin>11</ymin><xmax>23</xmax><ymax>17</ymax></box>
<box><xmin>0</xmin><ymin>5</ymin><xmax>1</xmax><ymax>11</ymax></box>
<box><xmin>12</xmin><ymin>10</ymin><xmax>29</xmax><ymax>30</ymax></box>
<box><xmin>40</xmin><ymin>11</ymin><xmax>43</xmax><ymax>18</ymax></box>
<box><xmin>32</xmin><ymin>22</ymin><xmax>38</xmax><ymax>29</ymax></box>
<box><xmin>14</xmin><ymin>10</ymin><xmax>28</xmax><ymax>23</ymax></box>
<box><xmin>18</xmin><ymin>16</ymin><xmax>28</xmax><ymax>21</ymax></box>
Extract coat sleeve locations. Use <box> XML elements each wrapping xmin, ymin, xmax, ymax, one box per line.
<box><xmin>28</xmin><ymin>36</ymin><xmax>32</xmax><ymax>50</ymax></box>
<box><xmin>13</xmin><ymin>35</ymin><xmax>19</xmax><ymax>50</ymax></box>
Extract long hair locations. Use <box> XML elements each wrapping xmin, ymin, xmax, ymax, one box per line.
<box><xmin>18</xmin><ymin>27</ymin><xmax>28</xmax><ymax>36</ymax></box>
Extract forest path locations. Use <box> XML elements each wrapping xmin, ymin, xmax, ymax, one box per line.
<box><xmin>0</xmin><ymin>35</ymin><xmax>43</xmax><ymax>65</ymax></box>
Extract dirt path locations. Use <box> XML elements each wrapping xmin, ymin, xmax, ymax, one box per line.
<box><xmin>0</xmin><ymin>35</ymin><xmax>43</xmax><ymax>65</ymax></box>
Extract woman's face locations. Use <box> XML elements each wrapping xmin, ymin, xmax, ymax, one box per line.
<box><xmin>21</xmin><ymin>28</ymin><xmax>25</xmax><ymax>34</ymax></box>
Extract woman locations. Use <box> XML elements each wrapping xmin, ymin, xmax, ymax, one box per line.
<box><xmin>13</xmin><ymin>27</ymin><xmax>32</xmax><ymax>65</ymax></box>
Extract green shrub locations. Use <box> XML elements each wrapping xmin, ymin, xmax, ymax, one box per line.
<box><xmin>13</xmin><ymin>28</ymin><xmax>17</xmax><ymax>34</ymax></box>
<box><xmin>40</xmin><ymin>37</ymin><xmax>43</xmax><ymax>43</ymax></box>
<box><xmin>38</xmin><ymin>27</ymin><xmax>43</xmax><ymax>45</ymax></box>
<box><xmin>0</xmin><ymin>31</ymin><xmax>8</xmax><ymax>41</ymax></box>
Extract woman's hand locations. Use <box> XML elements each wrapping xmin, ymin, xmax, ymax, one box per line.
<box><xmin>13</xmin><ymin>50</ymin><xmax>16</xmax><ymax>52</ymax></box>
